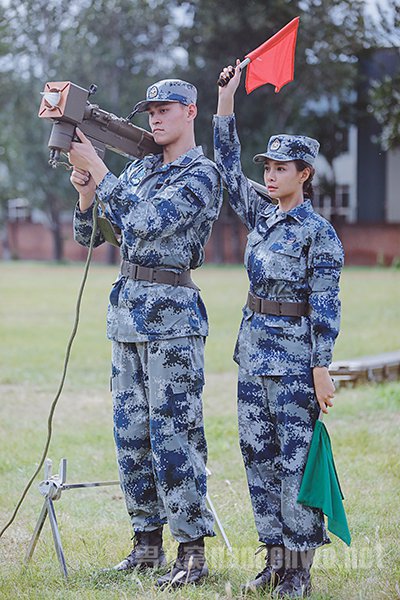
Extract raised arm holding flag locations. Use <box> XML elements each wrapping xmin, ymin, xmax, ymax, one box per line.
<box><xmin>217</xmin><ymin>16</ymin><xmax>300</xmax><ymax>93</ymax></box>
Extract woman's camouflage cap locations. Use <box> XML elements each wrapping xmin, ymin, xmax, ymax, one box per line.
<box><xmin>253</xmin><ymin>134</ymin><xmax>320</xmax><ymax>167</ymax></box>
<box><xmin>131</xmin><ymin>79</ymin><xmax>197</xmax><ymax>115</ymax></box>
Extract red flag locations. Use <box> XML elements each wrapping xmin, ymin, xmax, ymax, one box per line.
<box><xmin>245</xmin><ymin>17</ymin><xmax>300</xmax><ymax>94</ymax></box>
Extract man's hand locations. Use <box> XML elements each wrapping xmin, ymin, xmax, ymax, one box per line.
<box><xmin>313</xmin><ymin>366</ymin><xmax>335</xmax><ymax>414</ymax></box>
<box><xmin>68</xmin><ymin>128</ymin><xmax>109</xmax><ymax>186</ymax></box>
<box><xmin>70</xmin><ymin>167</ymin><xmax>96</xmax><ymax>211</ymax></box>
<box><xmin>217</xmin><ymin>60</ymin><xmax>242</xmax><ymax>116</ymax></box>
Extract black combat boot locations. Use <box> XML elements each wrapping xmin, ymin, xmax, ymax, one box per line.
<box><xmin>242</xmin><ymin>545</ymin><xmax>285</xmax><ymax>592</ymax></box>
<box><xmin>113</xmin><ymin>528</ymin><xmax>167</xmax><ymax>571</ymax></box>
<box><xmin>274</xmin><ymin>548</ymin><xmax>315</xmax><ymax>598</ymax></box>
<box><xmin>156</xmin><ymin>537</ymin><xmax>208</xmax><ymax>587</ymax></box>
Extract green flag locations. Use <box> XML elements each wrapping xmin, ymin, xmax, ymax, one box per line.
<box><xmin>298</xmin><ymin>420</ymin><xmax>351</xmax><ymax>546</ymax></box>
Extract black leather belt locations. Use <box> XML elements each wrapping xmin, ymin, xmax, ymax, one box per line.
<box><xmin>247</xmin><ymin>291</ymin><xmax>310</xmax><ymax>317</ymax></box>
<box><xmin>121</xmin><ymin>260</ymin><xmax>198</xmax><ymax>289</ymax></box>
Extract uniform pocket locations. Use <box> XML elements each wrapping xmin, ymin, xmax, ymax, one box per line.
<box><xmin>269</xmin><ymin>241</ymin><xmax>303</xmax><ymax>258</ymax></box>
<box><xmin>242</xmin><ymin>304</ymin><xmax>254</xmax><ymax>321</ymax></box>
<box><xmin>265</xmin><ymin>242</ymin><xmax>304</xmax><ymax>281</ymax></box>
<box><xmin>109</xmin><ymin>278</ymin><xmax>123</xmax><ymax>306</ymax></box>
<box><xmin>170</xmin><ymin>375</ymin><xmax>204</xmax><ymax>434</ymax></box>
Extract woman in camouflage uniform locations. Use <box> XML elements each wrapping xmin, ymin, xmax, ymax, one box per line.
<box><xmin>214</xmin><ymin>63</ymin><xmax>344</xmax><ymax>598</ymax></box>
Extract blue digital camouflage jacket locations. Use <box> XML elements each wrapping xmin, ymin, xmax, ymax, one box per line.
<box><xmin>213</xmin><ymin>114</ymin><xmax>344</xmax><ymax>375</ymax></box>
<box><xmin>73</xmin><ymin>146</ymin><xmax>223</xmax><ymax>342</ymax></box>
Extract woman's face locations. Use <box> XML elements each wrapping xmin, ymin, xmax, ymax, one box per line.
<box><xmin>263</xmin><ymin>159</ymin><xmax>309</xmax><ymax>203</ymax></box>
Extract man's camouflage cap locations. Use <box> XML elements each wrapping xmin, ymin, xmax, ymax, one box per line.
<box><xmin>253</xmin><ymin>134</ymin><xmax>320</xmax><ymax>167</ymax></box>
<box><xmin>131</xmin><ymin>79</ymin><xmax>197</xmax><ymax>115</ymax></box>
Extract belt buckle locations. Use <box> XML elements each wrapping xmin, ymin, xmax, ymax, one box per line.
<box><xmin>148</xmin><ymin>268</ymin><xmax>156</xmax><ymax>282</ymax></box>
<box><xmin>249</xmin><ymin>294</ymin><xmax>256</xmax><ymax>312</ymax></box>
<box><xmin>129</xmin><ymin>263</ymin><xmax>138</xmax><ymax>279</ymax></box>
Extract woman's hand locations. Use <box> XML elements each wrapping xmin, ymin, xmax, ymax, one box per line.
<box><xmin>217</xmin><ymin>60</ymin><xmax>242</xmax><ymax>116</ymax></box>
<box><xmin>312</xmin><ymin>366</ymin><xmax>335</xmax><ymax>414</ymax></box>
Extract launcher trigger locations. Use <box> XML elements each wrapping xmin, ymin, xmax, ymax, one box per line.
<box><xmin>72</xmin><ymin>127</ymin><xmax>81</xmax><ymax>143</ymax></box>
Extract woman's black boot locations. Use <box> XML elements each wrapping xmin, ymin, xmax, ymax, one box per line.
<box><xmin>242</xmin><ymin>544</ymin><xmax>285</xmax><ymax>592</ymax></box>
<box><xmin>274</xmin><ymin>548</ymin><xmax>315</xmax><ymax>598</ymax></box>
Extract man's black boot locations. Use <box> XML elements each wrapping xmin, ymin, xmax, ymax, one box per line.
<box><xmin>242</xmin><ymin>545</ymin><xmax>285</xmax><ymax>592</ymax></box>
<box><xmin>274</xmin><ymin>548</ymin><xmax>315</xmax><ymax>598</ymax></box>
<box><xmin>156</xmin><ymin>537</ymin><xmax>208</xmax><ymax>587</ymax></box>
<box><xmin>113</xmin><ymin>528</ymin><xmax>167</xmax><ymax>571</ymax></box>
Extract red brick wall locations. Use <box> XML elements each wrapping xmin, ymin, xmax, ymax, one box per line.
<box><xmin>3</xmin><ymin>219</ymin><xmax>400</xmax><ymax>266</ymax></box>
<box><xmin>335</xmin><ymin>223</ymin><xmax>400</xmax><ymax>266</ymax></box>
<box><xmin>5</xmin><ymin>221</ymin><xmax>112</xmax><ymax>263</ymax></box>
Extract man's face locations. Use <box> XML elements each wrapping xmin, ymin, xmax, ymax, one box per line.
<box><xmin>147</xmin><ymin>102</ymin><xmax>191</xmax><ymax>145</ymax></box>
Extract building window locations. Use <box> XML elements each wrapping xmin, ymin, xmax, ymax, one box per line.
<box><xmin>313</xmin><ymin>184</ymin><xmax>352</xmax><ymax>222</ymax></box>
<box><xmin>336</xmin><ymin>185</ymin><xmax>350</xmax><ymax>209</ymax></box>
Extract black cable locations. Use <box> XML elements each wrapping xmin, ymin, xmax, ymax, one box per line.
<box><xmin>0</xmin><ymin>198</ymin><xmax>99</xmax><ymax>539</ymax></box>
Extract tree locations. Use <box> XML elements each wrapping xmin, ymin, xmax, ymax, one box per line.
<box><xmin>0</xmin><ymin>0</ymin><xmax>178</xmax><ymax>261</ymax></box>
<box><xmin>175</xmin><ymin>0</ymin><xmax>367</xmax><ymax>218</ymax></box>
<box><xmin>365</xmin><ymin>0</ymin><xmax>400</xmax><ymax>150</ymax></box>
<box><xmin>368</xmin><ymin>73</ymin><xmax>400</xmax><ymax>150</ymax></box>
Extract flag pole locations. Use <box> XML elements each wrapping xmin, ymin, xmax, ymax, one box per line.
<box><xmin>217</xmin><ymin>58</ymin><xmax>250</xmax><ymax>87</ymax></box>
<box><xmin>238</xmin><ymin>58</ymin><xmax>251</xmax><ymax>70</ymax></box>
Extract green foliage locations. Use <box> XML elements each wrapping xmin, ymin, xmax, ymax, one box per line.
<box><xmin>175</xmin><ymin>0</ymin><xmax>367</xmax><ymax>178</ymax></box>
<box><xmin>0</xmin><ymin>0</ymin><xmax>178</xmax><ymax>258</ymax></box>
<box><xmin>364</xmin><ymin>0</ymin><xmax>400</xmax><ymax>150</ymax></box>
<box><xmin>368</xmin><ymin>73</ymin><xmax>400</xmax><ymax>150</ymax></box>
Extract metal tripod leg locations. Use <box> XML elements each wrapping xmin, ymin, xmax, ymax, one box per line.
<box><xmin>47</xmin><ymin>497</ymin><xmax>68</xmax><ymax>578</ymax></box>
<box><xmin>25</xmin><ymin>497</ymin><xmax>68</xmax><ymax>578</ymax></box>
<box><xmin>25</xmin><ymin>458</ymin><xmax>53</xmax><ymax>566</ymax></box>
<box><xmin>25</xmin><ymin>500</ymin><xmax>48</xmax><ymax>565</ymax></box>
<box><xmin>206</xmin><ymin>492</ymin><xmax>232</xmax><ymax>553</ymax></box>
<box><xmin>25</xmin><ymin>458</ymin><xmax>68</xmax><ymax>578</ymax></box>
<box><xmin>205</xmin><ymin>467</ymin><xmax>232</xmax><ymax>553</ymax></box>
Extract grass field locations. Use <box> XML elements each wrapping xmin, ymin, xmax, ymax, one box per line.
<box><xmin>0</xmin><ymin>261</ymin><xmax>399</xmax><ymax>599</ymax></box>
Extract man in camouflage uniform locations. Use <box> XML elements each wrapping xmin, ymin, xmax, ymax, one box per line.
<box><xmin>69</xmin><ymin>79</ymin><xmax>223</xmax><ymax>586</ymax></box>
<box><xmin>214</xmin><ymin>65</ymin><xmax>344</xmax><ymax>597</ymax></box>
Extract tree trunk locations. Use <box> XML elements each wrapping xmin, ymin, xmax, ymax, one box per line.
<box><xmin>0</xmin><ymin>211</ymin><xmax>11</xmax><ymax>260</ymax></box>
<box><xmin>47</xmin><ymin>193</ymin><xmax>64</xmax><ymax>262</ymax></box>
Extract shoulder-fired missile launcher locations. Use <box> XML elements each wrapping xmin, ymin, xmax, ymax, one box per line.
<box><xmin>38</xmin><ymin>81</ymin><xmax>162</xmax><ymax>168</ymax></box>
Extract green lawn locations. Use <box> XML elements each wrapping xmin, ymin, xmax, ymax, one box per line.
<box><xmin>0</xmin><ymin>261</ymin><xmax>399</xmax><ymax>599</ymax></box>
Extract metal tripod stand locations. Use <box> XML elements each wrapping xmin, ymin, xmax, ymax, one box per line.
<box><xmin>25</xmin><ymin>458</ymin><xmax>232</xmax><ymax>578</ymax></box>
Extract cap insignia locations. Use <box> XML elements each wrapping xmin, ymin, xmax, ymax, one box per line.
<box><xmin>148</xmin><ymin>86</ymin><xmax>158</xmax><ymax>99</ymax></box>
<box><xmin>270</xmin><ymin>139</ymin><xmax>281</xmax><ymax>151</ymax></box>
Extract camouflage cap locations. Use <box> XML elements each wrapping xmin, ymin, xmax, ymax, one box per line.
<box><xmin>253</xmin><ymin>134</ymin><xmax>320</xmax><ymax>167</ymax></box>
<box><xmin>131</xmin><ymin>79</ymin><xmax>197</xmax><ymax>115</ymax></box>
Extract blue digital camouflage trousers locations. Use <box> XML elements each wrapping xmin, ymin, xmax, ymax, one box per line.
<box><xmin>111</xmin><ymin>336</ymin><xmax>215</xmax><ymax>543</ymax></box>
<box><xmin>238</xmin><ymin>368</ymin><xmax>331</xmax><ymax>551</ymax></box>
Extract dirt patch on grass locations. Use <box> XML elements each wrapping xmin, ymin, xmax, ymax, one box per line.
<box><xmin>0</xmin><ymin>384</ymin><xmax>111</xmax><ymax>428</ymax></box>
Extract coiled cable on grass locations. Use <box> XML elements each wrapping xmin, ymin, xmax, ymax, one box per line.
<box><xmin>0</xmin><ymin>198</ymin><xmax>100</xmax><ymax>539</ymax></box>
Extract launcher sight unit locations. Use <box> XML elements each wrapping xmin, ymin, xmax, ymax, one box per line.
<box><xmin>38</xmin><ymin>81</ymin><xmax>162</xmax><ymax>168</ymax></box>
